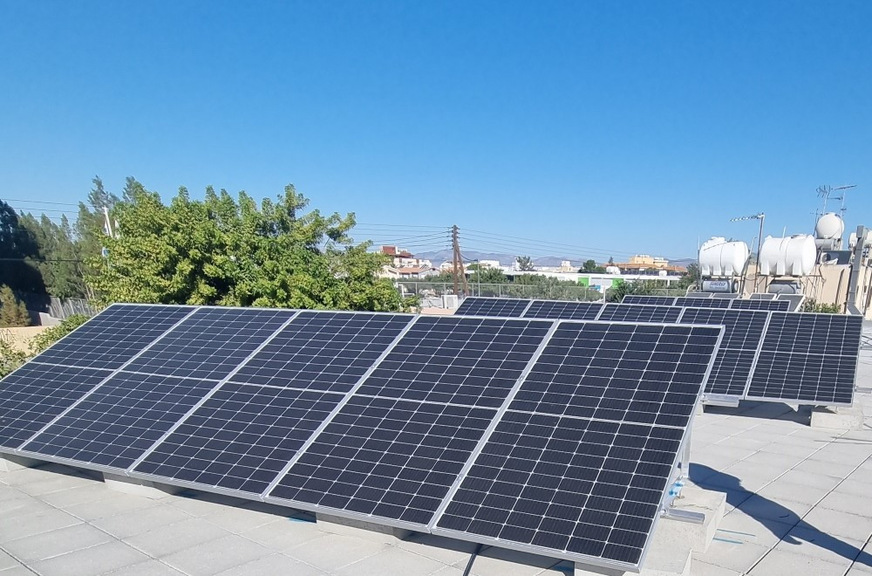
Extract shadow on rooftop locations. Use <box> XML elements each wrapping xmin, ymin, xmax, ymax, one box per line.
<box><xmin>690</xmin><ymin>463</ymin><xmax>872</xmax><ymax>568</ymax></box>
<box><xmin>703</xmin><ymin>401</ymin><xmax>812</xmax><ymax>424</ymax></box>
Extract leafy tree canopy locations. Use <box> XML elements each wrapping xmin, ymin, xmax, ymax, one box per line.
<box><xmin>88</xmin><ymin>184</ymin><xmax>409</xmax><ymax>311</ymax></box>
<box><xmin>515</xmin><ymin>256</ymin><xmax>535</xmax><ymax>271</ymax></box>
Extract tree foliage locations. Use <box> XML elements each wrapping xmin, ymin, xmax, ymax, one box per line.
<box><xmin>0</xmin><ymin>201</ymin><xmax>44</xmax><ymax>294</ymax></box>
<box><xmin>678</xmin><ymin>262</ymin><xmax>701</xmax><ymax>290</ymax></box>
<box><xmin>800</xmin><ymin>299</ymin><xmax>841</xmax><ymax>314</ymax></box>
<box><xmin>0</xmin><ymin>334</ymin><xmax>28</xmax><ymax>378</ymax></box>
<box><xmin>580</xmin><ymin>259</ymin><xmax>606</xmax><ymax>274</ymax></box>
<box><xmin>515</xmin><ymin>256</ymin><xmax>535</xmax><ymax>271</ymax></box>
<box><xmin>29</xmin><ymin>314</ymin><xmax>89</xmax><ymax>354</ymax></box>
<box><xmin>88</xmin><ymin>184</ymin><xmax>408</xmax><ymax>311</ymax></box>
<box><xmin>0</xmin><ymin>285</ymin><xmax>31</xmax><ymax>327</ymax></box>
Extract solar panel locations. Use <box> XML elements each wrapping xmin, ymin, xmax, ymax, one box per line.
<box><xmin>266</xmin><ymin>315</ymin><xmax>553</xmax><ymax>527</ymax></box>
<box><xmin>683</xmin><ymin>292</ymin><xmax>714</xmax><ymax>298</ymax></box>
<box><xmin>124</xmin><ymin>308</ymin><xmax>296</xmax><ymax>381</ymax></box>
<box><xmin>454</xmin><ymin>297</ymin><xmax>530</xmax><ymax>317</ymax></box>
<box><xmin>620</xmin><ymin>295</ymin><xmax>676</xmax><ymax>306</ymax></box>
<box><xmin>776</xmin><ymin>294</ymin><xmax>805</xmax><ymax>312</ymax></box>
<box><xmin>20</xmin><ymin>372</ymin><xmax>216</xmax><ymax>470</ymax></box>
<box><xmin>711</xmin><ymin>292</ymin><xmax>740</xmax><ymax>299</ymax></box>
<box><xmin>729</xmin><ymin>299</ymin><xmax>791</xmax><ymax>312</ymax></box>
<box><xmin>134</xmin><ymin>384</ymin><xmax>345</xmax><ymax>494</ymax></box>
<box><xmin>596</xmin><ymin>304</ymin><xmax>682</xmax><ymax>323</ymax></box>
<box><xmin>354</xmin><ymin>316</ymin><xmax>551</xmax><ymax>408</ymax></box>
<box><xmin>229</xmin><ymin>311</ymin><xmax>414</xmax><ymax>393</ymax></box>
<box><xmin>749</xmin><ymin>293</ymin><xmax>778</xmax><ymax>300</ymax></box>
<box><xmin>433</xmin><ymin>322</ymin><xmax>723</xmax><ymax>569</ymax></box>
<box><xmin>0</xmin><ymin>364</ymin><xmax>111</xmax><ymax>449</ymax></box>
<box><xmin>678</xmin><ymin>308</ymin><xmax>769</xmax><ymax>396</ymax></box>
<box><xmin>269</xmin><ymin>396</ymin><xmax>496</xmax><ymax>526</ymax></box>
<box><xmin>745</xmin><ymin>312</ymin><xmax>862</xmax><ymax>405</ymax></box>
<box><xmin>523</xmin><ymin>300</ymin><xmax>603</xmax><ymax>320</ymax></box>
<box><xmin>673</xmin><ymin>297</ymin><xmax>732</xmax><ymax>309</ymax></box>
<box><xmin>2</xmin><ymin>305</ymin><xmax>727</xmax><ymax>571</ymax></box>
<box><xmin>29</xmin><ymin>304</ymin><xmax>195</xmax><ymax>370</ymax></box>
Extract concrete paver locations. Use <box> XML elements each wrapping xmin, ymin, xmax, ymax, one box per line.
<box><xmin>30</xmin><ymin>540</ymin><xmax>150</xmax><ymax>576</ymax></box>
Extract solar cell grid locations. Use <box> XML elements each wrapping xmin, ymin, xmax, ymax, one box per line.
<box><xmin>747</xmin><ymin>352</ymin><xmax>856</xmax><ymax>404</ymax></box>
<box><xmin>729</xmin><ymin>299</ymin><xmax>791</xmax><ymax>312</ymax></box>
<box><xmin>523</xmin><ymin>300</ymin><xmax>603</xmax><ymax>320</ymax></box>
<box><xmin>683</xmin><ymin>292</ymin><xmax>714</xmax><ymax>298</ymax></box>
<box><xmin>749</xmin><ymin>293</ymin><xmax>778</xmax><ymax>300</ymax></box>
<box><xmin>454</xmin><ymin>297</ymin><xmax>530</xmax><ymax>317</ymax></box>
<box><xmin>509</xmin><ymin>323</ymin><xmax>721</xmax><ymax>428</ymax></box>
<box><xmin>435</xmin><ymin>409</ymin><xmax>686</xmax><ymax>567</ymax></box>
<box><xmin>776</xmin><ymin>294</ymin><xmax>805</xmax><ymax>312</ymax></box>
<box><xmin>22</xmin><ymin>371</ymin><xmax>216</xmax><ymax>469</ymax></box>
<box><xmin>620</xmin><ymin>296</ymin><xmax>676</xmax><ymax>306</ymax></box>
<box><xmin>678</xmin><ymin>308</ymin><xmax>768</xmax><ymax>396</ymax></box>
<box><xmin>124</xmin><ymin>307</ymin><xmax>295</xmax><ymax>381</ymax></box>
<box><xmin>673</xmin><ymin>297</ymin><xmax>731</xmax><ymax>309</ymax></box>
<box><xmin>746</xmin><ymin>312</ymin><xmax>862</xmax><ymax>405</ymax></box>
<box><xmin>596</xmin><ymin>304</ymin><xmax>682</xmax><ymax>323</ymax></box>
<box><xmin>760</xmin><ymin>313</ymin><xmax>862</xmax><ymax>355</ymax></box>
<box><xmin>135</xmin><ymin>383</ymin><xmax>344</xmax><ymax>494</ymax></box>
<box><xmin>0</xmin><ymin>364</ymin><xmax>111</xmax><ymax>449</ymax></box>
<box><xmin>678</xmin><ymin>308</ymin><xmax>767</xmax><ymax>350</ymax></box>
<box><xmin>269</xmin><ymin>395</ymin><xmax>496</xmax><ymax>526</ymax></box>
<box><xmin>229</xmin><ymin>311</ymin><xmax>412</xmax><ymax>393</ymax></box>
<box><xmin>711</xmin><ymin>293</ymin><xmax>740</xmax><ymax>299</ymax></box>
<box><xmin>31</xmin><ymin>304</ymin><xmax>195</xmax><ymax>370</ymax></box>
<box><xmin>354</xmin><ymin>316</ymin><xmax>551</xmax><ymax>408</ymax></box>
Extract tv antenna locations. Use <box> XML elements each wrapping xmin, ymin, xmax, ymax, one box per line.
<box><xmin>730</xmin><ymin>212</ymin><xmax>765</xmax><ymax>292</ymax></box>
<box><xmin>816</xmin><ymin>184</ymin><xmax>856</xmax><ymax>219</ymax></box>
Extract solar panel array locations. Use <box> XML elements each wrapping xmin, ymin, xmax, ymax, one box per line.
<box><xmin>0</xmin><ymin>304</ymin><xmax>724</xmax><ymax>571</ymax></box>
<box><xmin>453</xmin><ymin>297</ymin><xmax>530</xmax><ymax>317</ymax></box>
<box><xmin>776</xmin><ymin>293</ymin><xmax>805</xmax><ymax>312</ymax></box>
<box><xmin>750</xmin><ymin>293</ymin><xmax>778</xmax><ymax>300</ymax></box>
<box><xmin>457</xmin><ymin>296</ymin><xmax>862</xmax><ymax>405</ymax></box>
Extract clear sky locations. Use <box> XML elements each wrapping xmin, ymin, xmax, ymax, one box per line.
<box><xmin>1</xmin><ymin>1</ymin><xmax>870</xmax><ymax>262</ymax></box>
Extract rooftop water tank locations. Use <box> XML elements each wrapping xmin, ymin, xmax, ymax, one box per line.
<box><xmin>758</xmin><ymin>235</ymin><xmax>816</xmax><ymax>277</ymax></box>
<box><xmin>815</xmin><ymin>212</ymin><xmax>844</xmax><ymax>240</ymax></box>
<box><xmin>699</xmin><ymin>237</ymin><xmax>750</xmax><ymax>277</ymax></box>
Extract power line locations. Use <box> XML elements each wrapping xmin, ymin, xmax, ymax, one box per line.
<box><xmin>1</xmin><ymin>198</ymin><xmax>81</xmax><ymax>207</ymax></box>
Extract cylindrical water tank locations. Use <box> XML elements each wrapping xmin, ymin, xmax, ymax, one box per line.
<box><xmin>605</xmin><ymin>266</ymin><xmax>620</xmax><ymax>275</ymax></box>
<box><xmin>758</xmin><ymin>235</ymin><xmax>816</xmax><ymax>276</ymax></box>
<box><xmin>815</xmin><ymin>212</ymin><xmax>844</xmax><ymax>240</ymax></box>
<box><xmin>698</xmin><ymin>237</ymin><xmax>750</xmax><ymax>277</ymax></box>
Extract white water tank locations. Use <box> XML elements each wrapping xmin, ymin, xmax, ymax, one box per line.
<box><xmin>699</xmin><ymin>237</ymin><xmax>750</xmax><ymax>277</ymax></box>
<box><xmin>605</xmin><ymin>266</ymin><xmax>621</xmax><ymax>275</ymax></box>
<box><xmin>815</xmin><ymin>212</ymin><xmax>844</xmax><ymax>240</ymax></box>
<box><xmin>758</xmin><ymin>235</ymin><xmax>816</xmax><ymax>277</ymax></box>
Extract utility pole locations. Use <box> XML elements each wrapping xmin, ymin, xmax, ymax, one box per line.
<box><xmin>451</xmin><ymin>225</ymin><xmax>469</xmax><ymax>297</ymax></box>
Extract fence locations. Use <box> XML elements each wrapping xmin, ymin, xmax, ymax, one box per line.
<box><xmin>397</xmin><ymin>281</ymin><xmax>690</xmax><ymax>306</ymax></box>
<box><xmin>48</xmin><ymin>298</ymin><xmax>97</xmax><ymax>320</ymax></box>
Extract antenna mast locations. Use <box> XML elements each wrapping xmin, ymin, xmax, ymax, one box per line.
<box><xmin>730</xmin><ymin>212</ymin><xmax>765</xmax><ymax>292</ymax></box>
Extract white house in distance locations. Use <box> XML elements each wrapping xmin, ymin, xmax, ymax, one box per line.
<box><xmin>379</xmin><ymin>246</ymin><xmax>434</xmax><ymax>279</ymax></box>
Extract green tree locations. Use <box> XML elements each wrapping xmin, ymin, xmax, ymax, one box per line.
<box><xmin>468</xmin><ymin>263</ymin><xmax>508</xmax><ymax>285</ymax></box>
<box><xmin>87</xmin><ymin>183</ymin><xmax>408</xmax><ymax>311</ymax></box>
<box><xmin>678</xmin><ymin>262</ymin><xmax>701</xmax><ymax>290</ymax></box>
<box><xmin>580</xmin><ymin>259</ymin><xmax>606</xmax><ymax>274</ymax></box>
<box><xmin>800</xmin><ymin>298</ymin><xmax>840</xmax><ymax>314</ymax></box>
<box><xmin>18</xmin><ymin>213</ymin><xmax>86</xmax><ymax>299</ymax></box>
<box><xmin>0</xmin><ymin>201</ymin><xmax>45</xmax><ymax>294</ymax></box>
<box><xmin>0</xmin><ymin>333</ymin><xmax>28</xmax><ymax>378</ymax></box>
<box><xmin>608</xmin><ymin>256</ymin><xmax>615</xmax><ymax>265</ymax></box>
<box><xmin>515</xmin><ymin>256</ymin><xmax>535</xmax><ymax>271</ymax></box>
<box><xmin>0</xmin><ymin>285</ymin><xmax>31</xmax><ymax>326</ymax></box>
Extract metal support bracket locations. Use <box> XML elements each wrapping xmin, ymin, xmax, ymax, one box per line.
<box><xmin>661</xmin><ymin>507</ymin><xmax>705</xmax><ymax>525</ymax></box>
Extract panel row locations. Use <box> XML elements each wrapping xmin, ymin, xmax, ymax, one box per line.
<box><xmin>455</xmin><ymin>297</ymin><xmax>861</xmax><ymax>405</ymax></box>
<box><xmin>0</xmin><ymin>304</ymin><xmax>722</xmax><ymax>571</ymax></box>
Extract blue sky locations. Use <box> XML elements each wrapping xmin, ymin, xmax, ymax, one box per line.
<box><xmin>1</xmin><ymin>1</ymin><xmax>870</xmax><ymax>262</ymax></box>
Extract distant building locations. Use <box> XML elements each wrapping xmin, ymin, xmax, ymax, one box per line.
<box><xmin>614</xmin><ymin>254</ymin><xmax>686</xmax><ymax>275</ymax></box>
<box><xmin>379</xmin><ymin>246</ymin><xmax>433</xmax><ymax>279</ymax></box>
